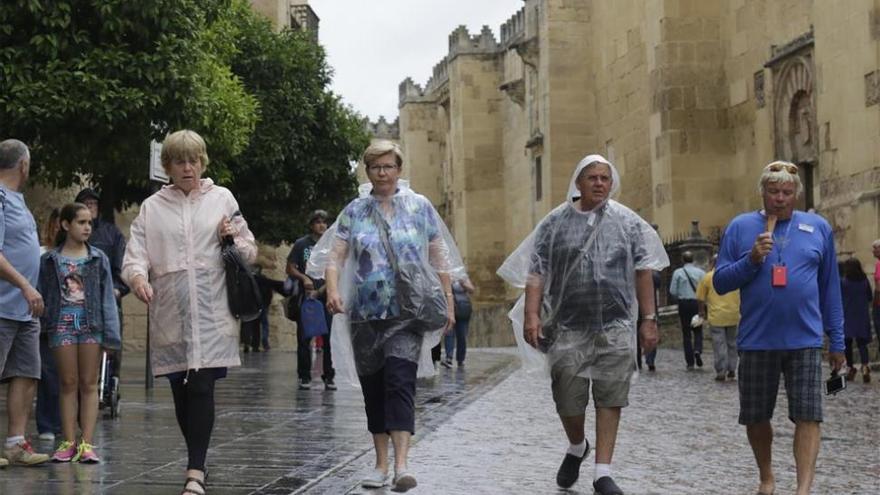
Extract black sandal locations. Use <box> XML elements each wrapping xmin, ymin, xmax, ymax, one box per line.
<box><xmin>181</xmin><ymin>476</ymin><xmax>206</xmax><ymax>495</ymax></box>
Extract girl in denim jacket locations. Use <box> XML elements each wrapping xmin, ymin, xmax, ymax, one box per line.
<box><xmin>38</xmin><ymin>202</ymin><xmax>120</xmax><ymax>463</ymax></box>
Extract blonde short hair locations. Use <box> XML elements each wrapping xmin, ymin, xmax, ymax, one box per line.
<box><xmin>362</xmin><ymin>140</ymin><xmax>403</xmax><ymax>168</ymax></box>
<box><xmin>757</xmin><ymin>160</ymin><xmax>803</xmax><ymax>196</ymax></box>
<box><xmin>161</xmin><ymin>130</ymin><xmax>210</xmax><ymax>172</ymax></box>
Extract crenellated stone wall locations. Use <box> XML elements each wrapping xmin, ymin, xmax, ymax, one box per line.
<box><xmin>395</xmin><ymin>0</ymin><xmax>880</xmax><ymax>347</ymax></box>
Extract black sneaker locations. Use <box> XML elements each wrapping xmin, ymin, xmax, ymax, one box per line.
<box><xmin>647</xmin><ymin>364</ymin><xmax>656</xmax><ymax>372</ymax></box>
<box><xmin>593</xmin><ymin>475</ymin><xmax>624</xmax><ymax>495</ymax></box>
<box><xmin>695</xmin><ymin>353</ymin><xmax>703</xmax><ymax>367</ymax></box>
<box><xmin>727</xmin><ymin>370</ymin><xmax>736</xmax><ymax>379</ymax></box>
<box><xmin>440</xmin><ymin>358</ymin><xmax>453</xmax><ymax>369</ymax></box>
<box><xmin>324</xmin><ymin>378</ymin><xmax>337</xmax><ymax>391</ymax></box>
<box><xmin>556</xmin><ymin>440</ymin><xmax>590</xmax><ymax>488</ymax></box>
<box><xmin>299</xmin><ymin>379</ymin><xmax>311</xmax><ymax>390</ymax></box>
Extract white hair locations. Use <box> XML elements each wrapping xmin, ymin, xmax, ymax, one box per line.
<box><xmin>757</xmin><ymin>160</ymin><xmax>803</xmax><ymax>196</ymax></box>
<box><xmin>873</xmin><ymin>239</ymin><xmax>880</xmax><ymax>248</ymax></box>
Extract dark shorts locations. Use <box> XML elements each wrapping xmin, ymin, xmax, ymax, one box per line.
<box><xmin>737</xmin><ymin>348</ymin><xmax>823</xmax><ymax>425</ymax></box>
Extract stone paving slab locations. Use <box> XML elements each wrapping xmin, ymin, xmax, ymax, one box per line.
<box><xmin>0</xmin><ymin>348</ymin><xmax>518</xmax><ymax>494</ymax></box>
<box><xmin>307</xmin><ymin>349</ymin><xmax>880</xmax><ymax>495</ymax></box>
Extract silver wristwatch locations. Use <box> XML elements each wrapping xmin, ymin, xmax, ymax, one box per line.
<box><xmin>640</xmin><ymin>314</ymin><xmax>658</xmax><ymax>321</ymax></box>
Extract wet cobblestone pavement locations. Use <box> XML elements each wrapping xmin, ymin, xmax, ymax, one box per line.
<box><xmin>307</xmin><ymin>350</ymin><xmax>879</xmax><ymax>495</ymax></box>
<box><xmin>0</xmin><ymin>348</ymin><xmax>516</xmax><ymax>494</ymax></box>
<box><xmin>2</xmin><ymin>348</ymin><xmax>878</xmax><ymax>494</ymax></box>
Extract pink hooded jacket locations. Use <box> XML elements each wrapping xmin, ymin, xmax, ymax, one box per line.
<box><xmin>122</xmin><ymin>179</ymin><xmax>256</xmax><ymax>376</ymax></box>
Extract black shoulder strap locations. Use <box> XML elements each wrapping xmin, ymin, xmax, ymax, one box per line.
<box><xmin>370</xmin><ymin>205</ymin><xmax>399</xmax><ymax>274</ymax></box>
<box><xmin>682</xmin><ymin>267</ymin><xmax>697</xmax><ymax>292</ymax></box>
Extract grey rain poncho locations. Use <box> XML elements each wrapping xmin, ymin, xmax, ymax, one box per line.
<box><xmin>308</xmin><ymin>180</ymin><xmax>466</xmax><ymax>386</ymax></box>
<box><xmin>497</xmin><ymin>154</ymin><xmax>669</xmax><ymax>381</ymax></box>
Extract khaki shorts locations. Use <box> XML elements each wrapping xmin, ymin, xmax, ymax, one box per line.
<box><xmin>550</xmin><ymin>346</ymin><xmax>632</xmax><ymax>416</ymax></box>
<box><xmin>0</xmin><ymin>318</ymin><xmax>41</xmax><ymax>382</ymax></box>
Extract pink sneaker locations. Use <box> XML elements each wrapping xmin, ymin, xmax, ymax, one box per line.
<box><xmin>73</xmin><ymin>441</ymin><xmax>100</xmax><ymax>464</ymax></box>
<box><xmin>52</xmin><ymin>440</ymin><xmax>76</xmax><ymax>462</ymax></box>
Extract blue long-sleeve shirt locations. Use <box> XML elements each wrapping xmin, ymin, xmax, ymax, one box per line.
<box><xmin>714</xmin><ymin>210</ymin><xmax>844</xmax><ymax>352</ymax></box>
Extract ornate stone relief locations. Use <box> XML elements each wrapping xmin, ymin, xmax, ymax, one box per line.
<box><xmin>865</xmin><ymin>70</ymin><xmax>880</xmax><ymax>107</ymax></box>
<box><xmin>765</xmin><ymin>30</ymin><xmax>818</xmax><ymax>165</ymax></box>
<box><xmin>754</xmin><ymin>70</ymin><xmax>765</xmax><ymax>109</ymax></box>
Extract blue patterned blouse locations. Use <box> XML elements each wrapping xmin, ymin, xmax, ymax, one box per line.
<box><xmin>335</xmin><ymin>192</ymin><xmax>440</xmax><ymax>321</ymax></box>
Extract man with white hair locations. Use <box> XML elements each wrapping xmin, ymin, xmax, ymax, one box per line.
<box><xmin>714</xmin><ymin>160</ymin><xmax>844</xmax><ymax>495</ymax></box>
<box><xmin>499</xmin><ymin>154</ymin><xmax>669</xmax><ymax>494</ymax></box>
<box><xmin>0</xmin><ymin>139</ymin><xmax>50</xmax><ymax>466</ymax></box>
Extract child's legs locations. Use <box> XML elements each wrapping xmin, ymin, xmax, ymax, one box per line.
<box><xmin>53</xmin><ymin>344</ymin><xmax>80</xmax><ymax>443</ymax></box>
<box><xmin>76</xmin><ymin>344</ymin><xmax>102</xmax><ymax>443</ymax></box>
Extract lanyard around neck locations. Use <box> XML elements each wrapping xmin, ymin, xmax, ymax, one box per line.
<box><xmin>771</xmin><ymin>212</ymin><xmax>796</xmax><ymax>264</ymax></box>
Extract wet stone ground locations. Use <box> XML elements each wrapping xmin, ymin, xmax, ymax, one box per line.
<box><xmin>0</xmin><ymin>348</ymin><xmax>516</xmax><ymax>495</ymax></box>
<box><xmin>1</xmin><ymin>348</ymin><xmax>878</xmax><ymax>494</ymax></box>
<box><xmin>305</xmin><ymin>349</ymin><xmax>879</xmax><ymax>495</ymax></box>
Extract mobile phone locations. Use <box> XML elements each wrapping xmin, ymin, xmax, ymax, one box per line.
<box><xmin>825</xmin><ymin>373</ymin><xmax>846</xmax><ymax>395</ymax></box>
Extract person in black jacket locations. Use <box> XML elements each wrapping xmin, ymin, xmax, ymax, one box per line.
<box><xmin>74</xmin><ymin>189</ymin><xmax>127</xmax><ymax>385</ymax></box>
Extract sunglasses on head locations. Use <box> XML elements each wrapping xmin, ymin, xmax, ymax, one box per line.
<box><xmin>767</xmin><ymin>162</ymin><xmax>798</xmax><ymax>174</ymax></box>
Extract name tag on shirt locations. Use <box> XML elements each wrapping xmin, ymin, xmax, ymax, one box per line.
<box><xmin>798</xmin><ymin>223</ymin><xmax>814</xmax><ymax>233</ymax></box>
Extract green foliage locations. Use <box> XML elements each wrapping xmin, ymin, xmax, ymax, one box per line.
<box><xmin>221</xmin><ymin>1</ymin><xmax>369</xmax><ymax>244</ymax></box>
<box><xmin>0</xmin><ymin>0</ymin><xmax>257</xmax><ymax>213</ymax></box>
<box><xmin>0</xmin><ymin>0</ymin><xmax>369</xmax><ymax>243</ymax></box>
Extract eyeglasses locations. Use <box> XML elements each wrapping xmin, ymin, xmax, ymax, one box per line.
<box><xmin>767</xmin><ymin>162</ymin><xmax>798</xmax><ymax>174</ymax></box>
<box><xmin>367</xmin><ymin>164</ymin><xmax>398</xmax><ymax>173</ymax></box>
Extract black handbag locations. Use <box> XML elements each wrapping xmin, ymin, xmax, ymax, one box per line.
<box><xmin>372</xmin><ymin>207</ymin><xmax>448</xmax><ymax>330</ymax></box>
<box><xmin>221</xmin><ymin>235</ymin><xmax>263</xmax><ymax>322</ymax></box>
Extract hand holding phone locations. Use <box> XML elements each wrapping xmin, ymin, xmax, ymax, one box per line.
<box><xmin>825</xmin><ymin>371</ymin><xmax>846</xmax><ymax>396</ymax></box>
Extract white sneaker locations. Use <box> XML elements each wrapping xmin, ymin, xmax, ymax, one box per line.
<box><xmin>392</xmin><ymin>471</ymin><xmax>417</xmax><ymax>492</ymax></box>
<box><xmin>361</xmin><ymin>468</ymin><xmax>388</xmax><ymax>488</ymax></box>
<box><xmin>38</xmin><ymin>432</ymin><xmax>55</xmax><ymax>442</ymax></box>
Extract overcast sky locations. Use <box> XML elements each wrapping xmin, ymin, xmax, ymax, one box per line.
<box><xmin>309</xmin><ymin>0</ymin><xmax>522</xmax><ymax>123</ymax></box>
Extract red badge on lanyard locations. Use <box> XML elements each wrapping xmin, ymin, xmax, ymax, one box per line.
<box><xmin>771</xmin><ymin>264</ymin><xmax>787</xmax><ymax>287</ymax></box>
<box><xmin>769</xmin><ymin>213</ymin><xmax>794</xmax><ymax>288</ymax></box>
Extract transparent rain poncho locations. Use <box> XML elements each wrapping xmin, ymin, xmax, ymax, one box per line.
<box><xmin>497</xmin><ymin>155</ymin><xmax>669</xmax><ymax>382</ymax></box>
<box><xmin>308</xmin><ymin>180</ymin><xmax>466</xmax><ymax>386</ymax></box>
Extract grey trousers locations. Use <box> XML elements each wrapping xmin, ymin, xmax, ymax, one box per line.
<box><xmin>710</xmin><ymin>325</ymin><xmax>738</xmax><ymax>373</ymax></box>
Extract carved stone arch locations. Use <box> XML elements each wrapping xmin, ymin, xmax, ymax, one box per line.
<box><xmin>766</xmin><ymin>29</ymin><xmax>818</xmax><ymax>209</ymax></box>
<box><xmin>772</xmin><ymin>55</ymin><xmax>817</xmax><ymax>163</ymax></box>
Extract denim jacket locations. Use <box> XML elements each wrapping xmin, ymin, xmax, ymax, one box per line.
<box><xmin>38</xmin><ymin>245</ymin><xmax>121</xmax><ymax>349</ymax></box>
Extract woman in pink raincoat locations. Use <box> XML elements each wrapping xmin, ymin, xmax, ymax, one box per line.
<box><xmin>122</xmin><ymin>130</ymin><xmax>256</xmax><ymax>495</ymax></box>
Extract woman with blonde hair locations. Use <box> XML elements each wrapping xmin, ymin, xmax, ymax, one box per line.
<box><xmin>309</xmin><ymin>140</ymin><xmax>465</xmax><ymax>492</ymax></box>
<box><xmin>123</xmin><ymin>130</ymin><xmax>257</xmax><ymax>495</ymax></box>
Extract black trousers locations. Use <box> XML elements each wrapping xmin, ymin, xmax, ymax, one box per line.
<box><xmin>240</xmin><ymin>318</ymin><xmax>261</xmax><ymax>350</ymax></box>
<box><xmin>677</xmin><ymin>299</ymin><xmax>703</xmax><ymax>366</ymax></box>
<box><xmin>168</xmin><ymin>369</ymin><xmax>220</xmax><ymax>472</ymax></box>
<box><xmin>358</xmin><ymin>356</ymin><xmax>417</xmax><ymax>434</ymax></box>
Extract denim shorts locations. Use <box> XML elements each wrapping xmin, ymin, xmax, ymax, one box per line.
<box><xmin>49</xmin><ymin>326</ymin><xmax>104</xmax><ymax>349</ymax></box>
<box><xmin>737</xmin><ymin>348</ymin><xmax>823</xmax><ymax>425</ymax></box>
